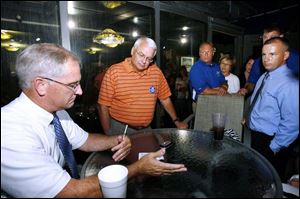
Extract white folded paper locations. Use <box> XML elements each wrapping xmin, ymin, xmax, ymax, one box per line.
<box><xmin>138</xmin><ymin>152</ymin><xmax>164</xmax><ymax>161</ymax></box>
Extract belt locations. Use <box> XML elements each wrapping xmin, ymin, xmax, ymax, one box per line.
<box><xmin>128</xmin><ymin>125</ymin><xmax>145</xmax><ymax>130</ymax></box>
<box><xmin>113</xmin><ymin>118</ymin><xmax>147</xmax><ymax>130</ymax></box>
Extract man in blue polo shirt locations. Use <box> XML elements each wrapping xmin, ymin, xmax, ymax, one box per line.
<box><xmin>189</xmin><ymin>42</ymin><xmax>228</xmax><ymax>108</ymax></box>
<box><xmin>238</xmin><ymin>25</ymin><xmax>299</xmax><ymax>96</ymax></box>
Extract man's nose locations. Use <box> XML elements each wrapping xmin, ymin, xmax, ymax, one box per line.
<box><xmin>75</xmin><ymin>84</ymin><xmax>83</xmax><ymax>95</ymax></box>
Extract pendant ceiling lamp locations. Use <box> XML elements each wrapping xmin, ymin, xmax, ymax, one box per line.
<box><xmin>82</xmin><ymin>47</ymin><xmax>103</xmax><ymax>54</ymax></box>
<box><xmin>101</xmin><ymin>1</ymin><xmax>125</xmax><ymax>9</ymax></box>
<box><xmin>93</xmin><ymin>28</ymin><xmax>124</xmax><ymax>48</ymax></box>
<box><xmin>1</xmin><ymin>39</ymin><xmax>27</xmax><ymax>52</ymax></box>
<box><xmin>1</xmin><ymin>30</ymin><xmax>13</xmax><ymax>40</ymax></box>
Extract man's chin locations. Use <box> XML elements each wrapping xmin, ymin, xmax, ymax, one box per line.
<box><xmin>137</xmin><ymin>66</ymin><xmax>147</xmax><ymax>71</ymax></box>
<box><xmin>66</xmin><ymin>101</ymin><xmax>75</xmax><ymax>109</ymax></box>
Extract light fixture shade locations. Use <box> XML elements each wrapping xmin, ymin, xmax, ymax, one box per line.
<box><xmin>82</xmin><ymin>47</ymin><xmax>103</xmax><ymax>54</ymax></box>
<box><xmin>101</xmin><ymin>1</ymin><xmax>125</xmax><ymax>9</ymax></box>
<box><xmin>1</xmin><ymin>31</ymin><xmax>12</xmax><ymax>40</ymax></box>
<box><xmin>1</xmin><ymin>40</ymin><xmax>27</xmax><ymax>52</ymax></box>
<box><xmin>93</xmin><ymin>28</ymin><xmax>124</xmax><ymax>48</ymax></box>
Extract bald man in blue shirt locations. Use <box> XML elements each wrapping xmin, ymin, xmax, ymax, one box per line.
<box><xmin>189</xmin><ymin>42</ymin><xmax>228</xmax><ymax>103</ymax></box>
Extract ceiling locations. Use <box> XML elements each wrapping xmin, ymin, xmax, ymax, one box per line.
<box><xmin>1</xmin><ymin>0</ymin><xmax>299</xmax><ymax>52</ymax></box>
<box><xmin>2</xmin><ymin>1</ymin><xmax>298</xmax><ymax>35</ymax></box>
<box><xmin>182</xmin><ymin>1</ymin><xmax>299</xmax><ymax>34</ymax></box>
<box><xmin>182</xmin><ymin>1</ymin><xmax>298</xmax><ymax>21</ymax></box>
<box><xmin>70</xmin><ymin>1</ymin><xmax>299</xmax><ymax>35</ymax></box>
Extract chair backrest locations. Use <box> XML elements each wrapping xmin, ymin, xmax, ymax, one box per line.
<box><xmin>193</xmin><ymin>94</ymin><xmax>245</xmax><ymax>142</ymax></box>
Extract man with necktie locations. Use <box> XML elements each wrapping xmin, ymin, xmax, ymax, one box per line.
<box><xmin>249</xmin><ymin>37</ymin><xmax>299</xmax><ymax>182</ymax></box>
<box><xmin>1</xmin><ymin>43</ymin><xmax>187</xmax><ymax>198</ymax></box>
<box><xmin>238</xmin><ymin>25</ymin><xmax>299</xmax><ymax>97</ymax></box>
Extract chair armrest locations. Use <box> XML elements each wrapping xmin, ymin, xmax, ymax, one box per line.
<box><xmin>183</xmin><ymin>113</ymin><xmax>195</xmax><ymax>129</ymax></box>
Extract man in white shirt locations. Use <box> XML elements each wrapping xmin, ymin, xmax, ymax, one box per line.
<box><xmin>1</xmin><ymin>43</ymin><xmax>187</xmax><ymax>198</ymax></box>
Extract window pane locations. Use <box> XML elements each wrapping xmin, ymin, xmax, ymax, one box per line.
<box><xmin>159</xmin><ymin>11</ymin><xmax>206</xmax><ymax>127</ymax></box>
<box><xmin>160</xmin><ymin>11</ymin><xmax>206</xmax><ymax>75</ymax></box>
<box><xmin>68</xmin><ymin>1</ymin><xmax>154</xmax><ymax>109</ymax></box>
<box><xmin>1</xmin><ymin>1</ymin><xmax>60</xmax><ymax>106</ymax></box>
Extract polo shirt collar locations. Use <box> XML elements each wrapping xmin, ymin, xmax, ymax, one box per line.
<box><xmin>198</xmin><ymin>59</ymin><xmax>216</xmax><ymax>67</ymax></box>
<box><xmin>124</xmin><ymin>57</ymin><xmax>149</xmax><ymax>76</ymax></box>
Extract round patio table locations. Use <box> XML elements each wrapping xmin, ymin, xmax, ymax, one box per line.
<box><xmin>81</xmin><ymin>128</ymin><xmax>282</xmax><ymax>198</ymax></box>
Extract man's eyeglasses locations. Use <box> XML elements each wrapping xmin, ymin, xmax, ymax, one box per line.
<box><xmin>199</xmin><ymin>47</ymin><xmax>216</xmax><ymax>55</ymax></box>
<box><xmin>136</xmin><ymin>50</ymin><xmax>154</xmax><ymax>63</ymax></box>
<box><xmin>40</xmin><ymin>77</ymin><xmax>80</xmax><ymax>92</ymax></box>
<box><xmin>200</xmin><ymin>51</ymin><xmax>214</xmax><ymax>55</ymax></box>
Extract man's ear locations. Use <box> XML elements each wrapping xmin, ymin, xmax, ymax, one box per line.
<box><xmin>33</xmin><ymin>77</ymin><xmax>48</xmax><ymax>96</ymax></box>
<box><xmin>131</xmin><ymin>47</ymin><xmax>135</xmax><ymax>56</ymax></box>
<box><xmin>284</xmin><ymin>51</ymin><xmax>290</xmax><ymax>62</ymax></box>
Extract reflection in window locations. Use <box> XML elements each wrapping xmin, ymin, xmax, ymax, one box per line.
<box><xmin>1</xmin><ymin>1</ymin><xmax>208</xmax><ymax>119</ymax></box>
<box><xmin>160</xmin><ymin>11</ymin><xmax>206</xmax><ymax>75</ymax></box>
<box><xmin>1</xmin><ymin>1</ymin><xmax>60</xmax><ymax>106</ymax></box>
<box><xmin>68</xmin><ymin>1</ymin><xmax>154</xmax><ymax>109</ymax></box>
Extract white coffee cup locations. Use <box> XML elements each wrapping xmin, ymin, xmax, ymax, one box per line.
<box><xmin>98</xmin><ymin>164</ymin><xmax>128</xmax><ymax>198</ymax></box>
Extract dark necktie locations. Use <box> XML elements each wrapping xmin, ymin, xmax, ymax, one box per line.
<box><xmin>52</xmin><ymin>113</ymin><xmax>79</xmax><ymax>179</ymax></box>
<box><xmin>247</xmin><ymin>72</ymin><xmax>270</xmax><ymax>126</ymax></box>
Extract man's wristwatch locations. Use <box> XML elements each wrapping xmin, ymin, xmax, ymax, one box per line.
<box><xmin>173</xmin><ymin>117</ymin><xmax>180</xmax><ymax>123</ymax></box>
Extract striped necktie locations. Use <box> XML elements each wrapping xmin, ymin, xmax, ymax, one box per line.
<box><xmin>52</xmin><ymin>113</ymin><xmax>79</xmax><ymax>179</ymax></box>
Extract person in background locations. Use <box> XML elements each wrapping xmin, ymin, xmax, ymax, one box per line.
<box><xmin>94</xmin><ymin>67</ymin><xmax>108</xmax><ymax>92</ymax></box>
<box><xmin>174</xmin><ymin>65</ymin><xmax>192</xmax><ymax>120</ymax></box>
<box><xmin>167</xmin><ymin>73</ymin><xmax>177</xmax><ymax>102</ymax></box>
<box><xmin>238</xmin><ymin>25</ymin><xmax>299</xmax><ymax>96</ymax></box>
<box><xmin>239</xmin><ymin>57</ymin><xmax>255</xmax><ymax>89</ymax></box>
<box><xmin>98</xmin><ymin>37</ymin><xmax>188</xmax><ymax>135</ymax></box>
<box><xmin>240</xmin><ymin>57</ymin><xmax>255</xmax><ymax>126</ymax></box>
<box><xmin>175</xmin><ymin>65</ymin><xmax>189</xmax><ymax>100</ymax></box>
<box><xmin>248</xmin><ymin>37</ymin><xmax>298</xmax><ymax>181</ymax></box>
<box><xmin>1</xmin><ymin>43</ymin><xmax>187</xmax><ymax>198</ymax></box>
<box><xmin>219</xmin><ymin>54</ymin><xmax>240</xmax><ymax>94</ymax></box>
<box><xmin>189</xmin><ymin>41</ymin><xmax>228</xmax><ymax>112</ymax></box>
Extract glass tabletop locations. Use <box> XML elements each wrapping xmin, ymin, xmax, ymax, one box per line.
<box><xmin>81</xmin><ymin>128</ymin><xmax>283</xmax><ymax>198</ymax></box>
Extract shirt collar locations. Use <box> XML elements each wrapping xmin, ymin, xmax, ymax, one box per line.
<box><xmin>268</xmin><ymin>64</ymin><xmax>289</xmax><ymax>78</ymax></box>
<box><xmin>124</xmin><ymin>57</ymin><xmax>150</xmax><ymax>76</ymax></box>
<box><xmin>198</xmin><ymin>59</ymin><xmax>216</xmax><ymax>67</ymax></box>
<box><xmin>19</xmin><ymin>92</ymin><xmax>54</xmax><ymax>125</ymax></box>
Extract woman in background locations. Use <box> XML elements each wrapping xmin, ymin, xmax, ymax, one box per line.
<box><xmin>240</xmin><ymin>57</ymin><xmax>254</xmax><ymax>88</ymax></box>
<box><xmin>219</xmin><ymin>54</ymin><xmax>240</xmax><ymax>94</ymax></box>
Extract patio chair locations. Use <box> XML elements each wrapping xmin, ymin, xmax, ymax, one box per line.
<box><xmin>183</xmin><ymin>94</ymin><xmax>245</xmax><ymax>142</ymax></box>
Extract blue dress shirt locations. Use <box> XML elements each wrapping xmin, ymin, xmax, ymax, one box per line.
<box><xmin>189</xmin><ymin>59</ymin><xmax>226</xmax><ymax>100</ymax></box>
<box><xmin>249</xmin><ymin>64</ymin><xmax>299</xmax><ymax>152</ymax></box>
